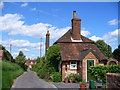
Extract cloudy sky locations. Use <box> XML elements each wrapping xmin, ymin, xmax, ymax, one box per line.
<box><xmin>0</xmin><ymin>2</ymin><xmax>119</xmax><ymax>59</ymax></box>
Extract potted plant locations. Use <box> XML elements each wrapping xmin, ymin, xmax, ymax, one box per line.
<box><xmin>64</xmin><ymin>76</ymin><xmax>69</xmax><ymax>83</ymax></box>
<box><xmin>69</xmin><ymin>76</ymin><xmax>75</xmax><ymax>83</ymax></box>
<box><xmin>80</xmin><ymin>81</ymin><xmax>86</xmax><ymax>88</ymax></box>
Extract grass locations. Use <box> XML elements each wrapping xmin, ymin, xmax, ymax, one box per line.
<box><xmin>1</xmin><ymin>61</ymin><xmax>24</xmax><ymax>88</ymax></box>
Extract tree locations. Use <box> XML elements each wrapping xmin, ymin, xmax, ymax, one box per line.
<box><xmin>0</xmin><ymin>44</ymin><xmax>14</xmax><ymax>62</ymax></box>
<box><xmin>46</xmin><ymin>45</ymin><xmax>61</xmax><ymax>72</ymax></box>
<box><xmin>113</xmin><ymin>45</ymin><xmax>120</xmax><ymax>61</ymax></box>
<box><xmin>96</xmin><ymin>40</ymin><xmax>112</xmax><ymax>59</ymax></box>
<box><xmin>15</xmin><ymin>51</ymin><xmax>26</xmax><ymax>64</ymax></box>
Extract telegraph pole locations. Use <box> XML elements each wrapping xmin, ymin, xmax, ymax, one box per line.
<box><xmin>10</xmin><ymin>44</ymin><xmax>12</xmax><ymax>62</ymax></box>
<box><xmin>40</xmin><ymin>37</ymin><xmax>42</xmax><ymax>58</ymax></box>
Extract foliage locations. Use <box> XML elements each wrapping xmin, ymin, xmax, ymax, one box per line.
<box><xmin>15</xmin><ymin>51</ymin><xmax>27</xmax><ymax>70</ymax></box>
<box><xmin>96</xmin><ymin>40</ymin><xmax>112</xmax><ymax>59</ymax></box>
<box><xmin>15</xmin><ymin>51</ymin><xmax>26</xmax><ymax>64</ymax></box>
<box><xmin>67</xmin><ymin>73</ymin><xmax>82</xmax><ymax>82</ymax></box>
<box><xmin>0</xmin><ymin>44</ymin><xmax>14</xmax><ymax>62</ymax></box>
<box><xmin>31</xmin><ymin>58</ymin><xmax>56</xmax><ymax>81</ymax></box>
<box><xmin>50</xmin><ymin>72</ymin><xmax>62</xmax><ymax>82</ymax></box>
<box><xmin>80</xmin><ymin>81</ymin><xmax>86</xmax><ymax>85</ymax></box>
<box><xmin>2</xmin><ymin>61</ymin><xmax>24</xmax><ymax>88</ymax></box>
<box><xmin>89</xmin><ymin>65</ymin><xmax>120</xmax><ymax>83</ymax></box>
<box><xmin>46</xmin><ymin>45</ymin><xmax>61</xmax><ymax>71</ymax></box>
<box><xmin>112</xmin><ymin>45</ymin><xmax>120</xmax><ymax>61</ymax></box>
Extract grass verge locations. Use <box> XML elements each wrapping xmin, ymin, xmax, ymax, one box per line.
<box><xmin>2</xmin><ymin>61</ymin><xmax>24</xmax><ymax>88</ymax></box>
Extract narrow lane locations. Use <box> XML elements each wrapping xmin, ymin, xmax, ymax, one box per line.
<box><xmin>11</xmin><ymin>71</ymin><xmax>57</xmax><ymax>88</ymax></box>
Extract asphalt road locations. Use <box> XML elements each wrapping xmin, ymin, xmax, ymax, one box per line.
<box><xmin>11</xmin><ymin>71</ymin><xmax>57</xmax><ymax>89</ymax></box>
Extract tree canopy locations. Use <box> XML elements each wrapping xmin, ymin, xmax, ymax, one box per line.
<box><xmin>113</xmin><ymin>45</ymin><xmax>120</xmax><ymax>61</ymax></box>
<box><xmin>15</xmin><ymin>51</ymin><xmax>26</xmax><ymax>64</ymax></box>
<box><xmin>96</xmin><ymin>40</ymin><xmax>112</xmax><ymax>59</ymax></box>
<box><xmin>46</xmin><ymin>44</ymin><xmax>61</xmax><ymax>71</ymax></box>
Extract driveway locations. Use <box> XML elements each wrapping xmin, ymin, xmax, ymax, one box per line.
<box><xmin>11</xmin><ymin>71</ymin><xmax>57</xmax><ymax>89</ymax></box>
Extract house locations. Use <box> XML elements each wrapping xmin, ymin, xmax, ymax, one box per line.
<box><xmin>0</xmin><ymin>50</ymin><xmax>3</xmax><ymax>61</ymax></box>
<box><xmin>45</xmin><ymin>11</ymin><xmax>118</xmax><ymax>82</ymax></box>
<box><xmin>25</xmin><ymin>59</ymin><xmax>36</xmax><ymax>68</ymax></box>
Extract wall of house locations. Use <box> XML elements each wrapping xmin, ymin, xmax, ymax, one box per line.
<box><xmin>106</xmin><ymin>73</ymin><xmax>120</xmax><ymax>89</ymax></box>
<box><xmin>62</xmin><ymin>61</ymin><xmax>82</xmax><ymax>80</ymax></box>
<box><xmin>82</xmin><ymin>52</ymin><xmax>99</xmax><ymax>82</ymax></box>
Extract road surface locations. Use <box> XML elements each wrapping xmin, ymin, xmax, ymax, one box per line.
<box><xmin>11</xmin><ymin>71</ymin><xmax>57</xmax><ymax>89</ymax></box>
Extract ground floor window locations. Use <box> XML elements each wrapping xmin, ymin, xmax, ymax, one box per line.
<box><xmin>70</xmin><ymin>61</ymin><xmax>77</xmax><ymax>69</ymax></box>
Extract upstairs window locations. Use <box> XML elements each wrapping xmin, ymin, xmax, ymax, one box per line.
<box><xmin>70</xmin><ymin>61</ymin><xmax>77</xmax><ymax>69</ymax></box>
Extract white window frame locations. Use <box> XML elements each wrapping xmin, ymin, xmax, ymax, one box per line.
<box><xmin>70</xmin><ymin>61</ymin><xmax>77</xmax><ymax>69</ymax></box>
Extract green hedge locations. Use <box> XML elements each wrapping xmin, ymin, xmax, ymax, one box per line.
<box><xmin>89</xmin><ymin>65</ymin><xmax>120</xmax><ymax>83</ymax></box>
<box><xmin>2</xmin><ymin>61</ymin><xmax>24</xmax><ymax>88</ymax></box>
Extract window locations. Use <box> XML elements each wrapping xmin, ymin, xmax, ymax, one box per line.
<box><xmin>70</xmin><ymin>61</ymin><xmax>77</xmax><ymax>69</ymax></box>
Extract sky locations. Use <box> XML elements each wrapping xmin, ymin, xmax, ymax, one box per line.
<box><xmin>0</xmin><ymin>2</ymin><xmax>119</xmax><ymax>59</ymax></box>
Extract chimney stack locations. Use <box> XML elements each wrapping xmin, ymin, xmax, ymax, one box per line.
<box><xmin>71</xmin><ymin>11</ymin><xmax>81</xmax><ymax>40</ymax></box>
<box><xmin>45</xmin><ymin>30</ymin><xmax>50</xmax><ymax>53</ymax></box>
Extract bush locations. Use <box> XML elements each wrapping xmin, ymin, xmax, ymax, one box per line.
<box><xmin>50</xmin><ymin>72</ymin><xmax>62</xmax><ymax>82</ymax></box>
<box><xmin>31</xmin><ymin>59</ymin><xmax>56</xmax><ymax>81</ymax></box>
<box><xmin>89</xmin><ymin>65</ymin><xmax>120</xmax><ymax>83</ymax></box>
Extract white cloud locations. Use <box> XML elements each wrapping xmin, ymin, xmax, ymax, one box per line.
<box><xmin>0</xmin><ymin>13</ymin><xmax>71</xmax><ymax>40</ymax></box>
<box><xmin>0</xmin><ymin>1</ymin><xmax>4</xmax><ymax>9</ymax></box>
<box><xmin>90</xmin><ymin>29</ymin><xmax>119</xmax><ymax>46</ymax></box>
<box><xmin>18</xmin><ymin>48</ymin><xmax>30</xmax><ymax>52</ymax></box>
<box><xmin>21</xmin><ymin>3</ymin><xmax>28</xmax><ymax>7</ymax></box>
<box><xmin>2</xmin><ymin>39</ymin><xmax>43</xmax><ymax>48</ymax></box>
<box><xmin>108</xmin><ymin>19</ymin><xmax>119</xmax><ymax>25</ymax></box>
<box><xmin>31</xmin><ymin>8</ymin><xmax>36</xmax><ymax>11</ymax></box>
<box><xmin>13</xmin><ymin>52</ymin><xmax>18</xmax><ymax>56</ymax></box>
<box><xmin>90</xmin><ymin>36</ymin><xmax>102</xmax><ymax>41</ymax></box>
<box><xmin>81</xmin><ymin>31</ymin><xmax>90</xmax><ymax>36</ymax></box>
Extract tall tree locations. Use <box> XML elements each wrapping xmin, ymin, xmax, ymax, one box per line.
<box><xmin>15</xmin><ymin>51</ymin><xmax>26</xmax><ymax>64</ymax></box>
<box><xmin>113</xmin><ymin>45</ymin><xmax>120</xmax><ymax>61</ymax></box>
<box><xmin>46</xmin><ymin>45</ymin><xmax>61</xmax><ymax>71</ymax></box>
<box><xmin>96</xmin><ymin>40</ymin><xmax>112</xmax><ymax>59</ymax></box>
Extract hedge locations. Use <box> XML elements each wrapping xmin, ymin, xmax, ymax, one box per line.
<box><xmin>89</xmin><ymin>65</ymin><xmax>120</xmax><ymax>83</ymax></box>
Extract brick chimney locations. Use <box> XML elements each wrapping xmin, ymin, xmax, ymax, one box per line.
<box><xmin>45</xmin><ymin>30</ymin><xmax>50</xmax><ymax>53</ymax></box>
<box><xmin>71</xmin><ymin>11</ymin><xmax>81</xmax><ymax>40</ymax></box>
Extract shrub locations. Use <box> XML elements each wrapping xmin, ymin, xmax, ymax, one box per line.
<box><xmin>50</xmin><ymin>72</ymin><xmax>62</xmax><ymax>82</ymax></box>
<box><xmin>31</xmin><ymin>59</ymin><xmax>56</xmax><ymax>81</ymax></box>
<box><xmin>89</xmin><ymin>65</ymin><xmax>120</xmax><ymax>83</ymax></box>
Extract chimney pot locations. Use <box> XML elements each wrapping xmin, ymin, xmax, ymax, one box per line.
<box><xmin>73</xmin><ymin>11</ymin><xmax>76</xmax><ymax>18</ymax></box>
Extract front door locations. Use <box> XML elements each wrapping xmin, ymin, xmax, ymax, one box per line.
<box><xmin>87</xmin><ymin>60</ymin><xmax>94</xmax><ymax>81</ymax></box>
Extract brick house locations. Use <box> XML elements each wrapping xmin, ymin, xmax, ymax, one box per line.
<box><xmin>45</xmin><ymin>11</ymin><xmax>117</xmax><ymax>82</ymax></box>
<box><xmin>0</xmin><ymin>50</ymin><xmax>3</xmax><ymax>61</ymax></box>
<box><xmin>25</xmin><ymin>59</ymin><xmax>36</xmax><ymax>68</ymax></box>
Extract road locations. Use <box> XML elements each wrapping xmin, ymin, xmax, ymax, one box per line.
<box><xmin>11</xmin><ymin>71</ymin><xmax>57</xmax><ymax>89</ymax></box>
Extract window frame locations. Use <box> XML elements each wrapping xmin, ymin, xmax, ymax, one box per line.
<box><xmin>70</xmin><ymin>61</ymin><xmax>77</xmax><ymax>69</ymax></box>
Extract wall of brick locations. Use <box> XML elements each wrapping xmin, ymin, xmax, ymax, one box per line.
<box><xmin>62</xmin><ymin>61</ymin><xmax>82</xmax><ymax>80</ymax></box>
<box><xmin>106</xmin><ymin>73</ymin><xmax>120</xmax><ymax>89</ymax></box>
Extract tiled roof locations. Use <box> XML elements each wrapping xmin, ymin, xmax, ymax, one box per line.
<box><xmin>57</xmin><ymin>43</ymin><xmax>107</xmax><ymax>61</ymax></box>
<box><xmin>54</xmin><ymin>29</ymin><xmax>95</xmax><ymax>43</ymax></box>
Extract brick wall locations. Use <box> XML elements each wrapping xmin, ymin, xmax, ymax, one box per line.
<box><xmin>62</xmin><ymin>61</ymin><xmax>82</xmax><ymax>80</ymax></box>
<box><xmin>106</xmin><ymin>73</ymin><xmax>120</xmax><ymax>89</ymax></box>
